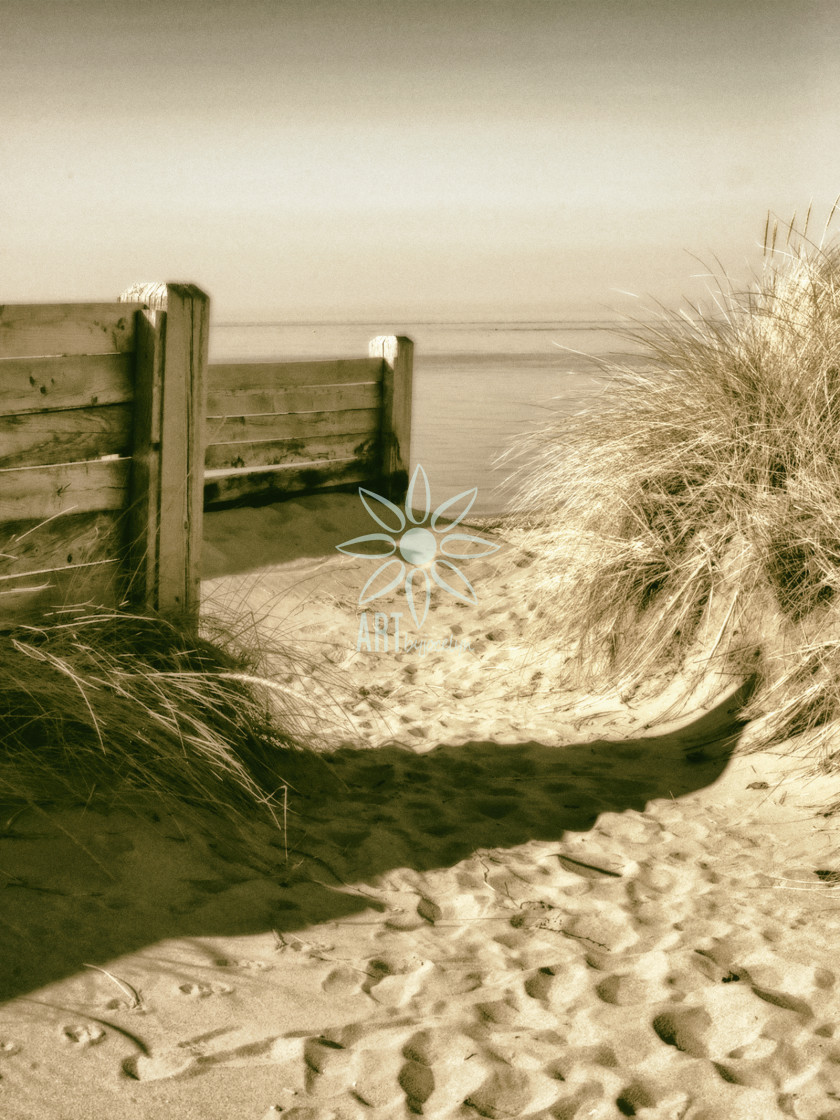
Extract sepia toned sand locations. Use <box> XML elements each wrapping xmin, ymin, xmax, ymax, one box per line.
<box><xmin>3</xmin><ymin>492</ymin><xmax>840</xmax><ymax>1119</ymax></box>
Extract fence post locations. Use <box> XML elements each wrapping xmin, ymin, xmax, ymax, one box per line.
<box><xmin>124</xmin><ymin>283</ymin><xmax>209</xmax><ymax>625</ymax></box>
<box><xmin>369</xmin><ymin>334</ymin><xmax>413</xmax><ymax>502</ymax></box>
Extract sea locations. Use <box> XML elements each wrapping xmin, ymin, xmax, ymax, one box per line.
<box><xmin>210</xmin><ymin>319</ymin><xmax>647</xmax><ymax>516</ymax></box>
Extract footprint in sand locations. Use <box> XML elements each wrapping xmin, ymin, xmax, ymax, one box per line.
<box><xmin>417</xmin><ymin>896</ymin><xmax>443</xmax><ymax>924</ymax></box>
<box><xmin>398</xmin><ymin>1029</ymin><xmax>487</xmax><ymax>1114</ymax></box>
<box><xmin>302</xmin><ymin>1035</ymin><xmax>359</xmax><ymax>1099</ymax></box>
<box><xmin>651</xmin><ymin>982</ymin><xmax>780</xmax><ymax>1060</ymax></box>
<box><xmin>214</xmin><ymin>957</ymin><xmax>272</xmax><ymax>972</ymax></box>
<box><xmin>361</xmin><ymin>953</ymin><xmax>432</xmax><ymax>1005</ymax></box>
<box><xmin>596</xmin><ymin>973</ymin><xmax>665</xmax><ymax>1008</ymax></box>
<box><xmin>62</xmin><ymin>1024</ymin><xmax>105</xmax><ymax>1046</ymax></box>
<box><xmin>525</xmin><ymin>960</ymin><xmax>591</xmax><ymax>1006</ymax></box>
<box><xmin>176</xmin><ymin>981</ymin><xmax>232</xmax><ymax>998</ymax></box>
<box><xmin>123</xmin><ymin>1049</ymin><xmax>199</xmax><ymax>1081</ymax></box>
<box><xmin>354</xmin><ymin>1048</ymin><xmax>406</xmax><ymax>1109</ymax></box>
<box><xmin>464</xmin><ymin>1066</ymin><xmax>563</xmax><ymax>1119</ymax></box>
<box><xmin>321</xmin><ymin>963</ymin><xmax>365</xmax><ymax>997</ymax></box>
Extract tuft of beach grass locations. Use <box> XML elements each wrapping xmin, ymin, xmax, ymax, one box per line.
<box><xmin>0</xmin><ymin>601</ymin><xmax>344</xmax><ymax>833</ymax></box>
<box><xmin>507</xmin><ymin>207</ymin><xmax>840</xmax><ymax>778</ymax></box>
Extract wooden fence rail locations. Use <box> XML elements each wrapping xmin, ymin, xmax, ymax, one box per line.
<box><xmin>0</xmin><ymin>283</ymin><xmax>413</xmax><ymax>630</ymax></box>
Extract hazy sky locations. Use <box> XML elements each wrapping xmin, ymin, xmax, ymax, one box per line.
<box><xmin>3</xmin><ymin>0</ymin><xmax>839</xmax><ymax>320</ymax></box>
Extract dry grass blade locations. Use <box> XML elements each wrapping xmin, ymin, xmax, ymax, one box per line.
<box><xmin>82</xmin><ymin>963</ymin><xmax>143</xmax><ymax>1009</ymax></box>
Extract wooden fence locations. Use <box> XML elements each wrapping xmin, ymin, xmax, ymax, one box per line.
<box><xmin>0</xmin><ymin>284</ymin><xmax>413</xmax><ymax>629</ymax></box>
<box><xmin>0</xmin><ymin>285</ymin><xmax>209</xmax><ymax>628</ymax></box>
<box><xmin>204</xmin><ymin>334</ymin><xmax>413</xmax><ymax>508</ymax></box>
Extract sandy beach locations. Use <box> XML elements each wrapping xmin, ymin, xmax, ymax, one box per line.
<box><xmin>3</xmin><ymin>491</ymin><xmax>840</xmax><ymax>1120</ymax></box>
<box><xmin>4</xmin><ymin>0</ymin><xmax>838</xmax><ymax>1114</ymax></box>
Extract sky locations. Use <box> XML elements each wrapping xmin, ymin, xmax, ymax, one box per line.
<box><xmin>2</xmin><ymin>0</ymin><xmax>840</xmax><ymax>321</ymax></box>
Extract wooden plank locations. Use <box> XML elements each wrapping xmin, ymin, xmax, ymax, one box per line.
<box><xmin>0</xmin><ymin>403</ymin><xmax>133</xmax><ymax>468</ymax></box>
<box><xmin>155</xmin><ymin>284</ymin><xmax>209</xmax><ymax>622</ymax></box>
<box><xmin>204</xmin><ymin>430</ymin><xmax>380</xmax><ymax>471</ymax></box>
<box><xmin>207</xmin><ymin>379</ymin><xmax>381</xmax><ymax>418</ymax></box>
<box><xmin>204</xmin><ymin>458</ymin><xmax>374</xmax><ymax>509</ymax></box>
<box><xmin>0</xmin><ymin>353</ymin><xmax>134</xmax><ymax>416</ymax></box>
<box><xmin>206</xmin><ymin>407</ymin><xmax>379</xmax><ymax>446</ymax></box>
<box><xmin>0</xmin><ymin>458</ymin><xmax>131</xmax><ymax>522</ymax></box>
<box><xmin>370</xmin><ymin>335</ymin><xmax>413</xmax><ymax>501</ymax></box>
<box><xmin>0</xmin><ymin>303</ymin><xmax>144</xmax><ymax>359</ymax></box>
<box><xmin>0</xmin><ymin>561</ymin><xmax>123</xmax><ymax>629</ymax></box>
<box><xmin>0</xmin><ymin>509</ymin><xmax>125</xmax><ymax>579</ymax></box>
<box><xmin>208</xmin><ymin>357</ymin><xmax>382</xmax><ymax>393</ymax></box>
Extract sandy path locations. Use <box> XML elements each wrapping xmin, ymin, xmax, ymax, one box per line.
<box><xmin>2</xmin><ymin>493</ymin><xmax>840</xmax><ymax>1120</ymax></box>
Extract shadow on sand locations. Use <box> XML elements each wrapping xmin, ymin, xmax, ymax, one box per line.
<box><xmin>201</xmin><ymin>491</ymin><xmax>376</xmax><ymax>574</ymax></box>
<box><xmin>0</xmin><ymin>679</ymin><xmax>754</xmax><ymax>1004</ymax></box>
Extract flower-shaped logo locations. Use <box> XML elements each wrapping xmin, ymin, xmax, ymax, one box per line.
<box><xmin>337</xmin><ymin>465</ymin><xmax>500</xmax><ymax>628</ymax></box>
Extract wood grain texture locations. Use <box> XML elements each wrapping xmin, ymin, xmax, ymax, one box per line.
<box><xmin>0</xmin><ymin>509</ymin><xmax>125</xmax><ymax>579</ymax></box>
<box><xmin>204</xmin><ymin>430</ymin><xmax>380</xmax><ymax>471</ymax></box>
<box><xmin>206</xmin><ymin>379</ymin><xmax>380</xmax><ymax>418</ymax></box>
<box><xmin>206</xmin><ymin>406</ymin><xmax>379</xmax><ymax>446</ymax></box>
<box><xmin>0</xmin><ymin>303</ymin><xmax>144</xmax><ymax>359</ymax></box>
<box><xmin>208</xmin><ymin>357</ymin><xmax>381</xmax><ymax>392</ymax></box>
<box><xmin>204</xmin><ymin>458</ymin><xmax>373</xmax><ymax>508</ymax></box>
<box><xmin>0</xmin><ymin>353</ymin><xmax>134</xmax><ymax>416</ymax></box>
<box><xmin>0</xmin><ymin>403</ymin><xmax>133</xmax><ymax>468</ymax></box>
<box><xmin>370</xmin><ymin>335</ymin><xmax>413</xmax><ymax>500</ymax></box>
<box><xmin>154</xmin><ymin>284</ymin><xmax>209</xmax><ymax>622</ymax></box>
<box><xmin>0</xmin><ymin>459</ymin><xmax>131</xmax><ymax>522</ymax></box>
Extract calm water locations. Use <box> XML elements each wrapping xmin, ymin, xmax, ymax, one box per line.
<box><xmin>210</xmin><ymin>320</ymin><xmax>644</xmax><ymax>514</ymax></box>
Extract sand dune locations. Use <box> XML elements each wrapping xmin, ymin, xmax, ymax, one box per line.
<box><xmin>2</xmin><ymin>493</ymin><xmax>840</xmax><ymax>1119</ymax></box>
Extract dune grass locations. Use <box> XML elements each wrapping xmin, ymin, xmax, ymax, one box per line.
<box><xmin>510</xmin><ymin>210</ymin><xmax>840</xmax><ymax>761</ymax></box>
<box><xmin>0</xmin><ymin>603</ymin><xmax>333</xmax><ymax>831</ymax></box>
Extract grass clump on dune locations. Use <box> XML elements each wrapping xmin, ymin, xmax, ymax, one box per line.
<box><xmin>0</xmin><ymin>605</ymin><xmax>327</xmax><ymax>829</ymax></box>
<box><xmin>512</xmin><ymin>210</ymin><xmax>840</xmax><ymax>757</ymax></box>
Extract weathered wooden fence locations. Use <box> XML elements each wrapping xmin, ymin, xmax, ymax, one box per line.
<box><xmin>0</xmin><ymin>284</ymin><xmax>413</xmax><ymax>629</ymax></box>
<box><xmin>0</xmin><ymin>285</ymin><xmax>209</xmax><ymax>628</ymax></box>
<box><xmin>204</xmin><ymin>334</ymin><xmax>413</xmax><ymax>507</ymax></box>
